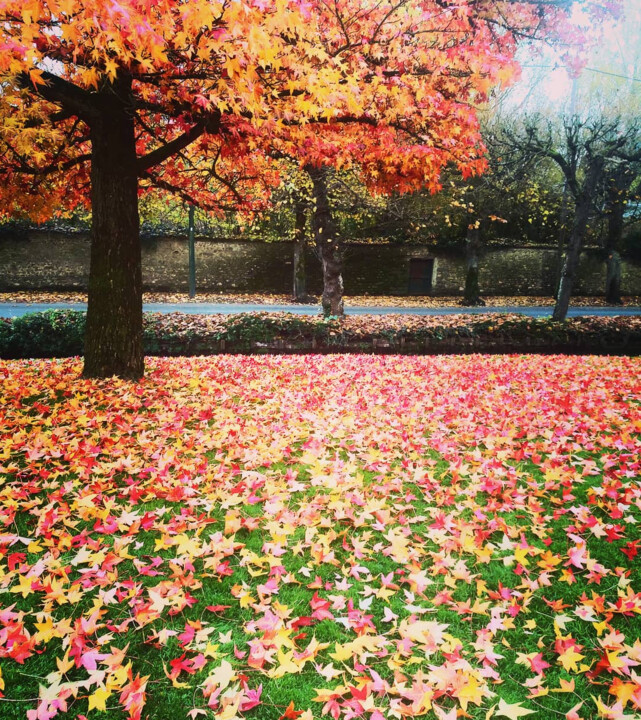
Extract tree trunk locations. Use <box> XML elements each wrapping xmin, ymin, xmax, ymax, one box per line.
<box><xmin>319</xmin><ymin>240</ymin><xmax>344</xmax><ymax>317</ymax></box>
<box><xmin>604</xmin><ymin>166</ymin><xmax>632</xmax><ymax>305</ymax></box>
<box><xmin>292</xmin><ymin>197</ymin><xmax>308</xmax><ymax>302</ymax></box>
<box><xmin>462</xmin><ymin>226</ymin><xmax>484</xmax><ymax>306</ymax></box>
<box><xmin>554</xmin><ymin>184</ymin><xmax>571</xmax><ymax>300</ymax></box>
<box><xmin>605</xmin><ymin>250</ymin><xmax>622</xmax><ymax>305</ymax></box>
<box><xmin>83</xmin><ymin>78</ymin><xmax>143</xmax><ymax>380</ymax></box>
<box><xmin>307</xmin><ymin>166</ymin><xmax>344</xmax><ymax>317</ymax></box>
<box><xmin>553</xmin><ymin>157</ymin><xmax>604</xmax><ymax>321</ymax></box>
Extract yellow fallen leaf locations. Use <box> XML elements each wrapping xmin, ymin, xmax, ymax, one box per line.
<box><xmin>87</xmin><ymin>685</ymin><xmax>111</xmax><ymax>712</ymax></box>
<box><xmin>558</xmin><ymin>646</ymin><xmax>585</xmax><ymax>672</ymax></box>
<box><xmin>330</xmin><ymin>643</ymin><xmax>352</xmax><ymax>663</ymax></box>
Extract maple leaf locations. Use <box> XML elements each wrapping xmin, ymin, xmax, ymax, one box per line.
<box><xmin>529</xmin><ymin>653</ymin><xmax>551</xmax><ymax>674</ymax></box>
<box><xmin>558</xmin><ymin>646</ymin><xmax>586</xmax><ymax>672</ymax></box>
<box><xmin>202</xmin><ymin>660</ymin><xmax>235</xmax><ymax>695</ymax></box>
<box><xmin>87</xmin><ymin>685</ymin><xmax>111</xmax><ymax>713</ymax></box>
<box><xmin>565</xmin><ymin>702</ymin><xmax>585</xmax><ymax>720</ymax></box>
<box><xmin>119</xmin><ymin>673</ymin><xmax>148</xmax><ymax>720</ymax></box>
<box><xmin>455</xmin><ymin>674</ymin><xmax>487</xmax><ymax>711</ymax></box>
<box><xmin>495</xmin><ymin>698</ymin><xmax>537</xmax><ymax>718</ymax></box>
<box><xmin>280</xmin><ymin>701</ymin><xmax>304</xmax><ymax>720</ymax></box>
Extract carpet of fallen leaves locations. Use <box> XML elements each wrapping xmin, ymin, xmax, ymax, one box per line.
<box><xmin>1</xmin><ymin>355</ymin><xmax>640</xmax><ymax>720</ymax></box>
<box><xmin>2</xmin><ymin>292</ymin><xmax>640</xmax><ymax>308</ymax></box>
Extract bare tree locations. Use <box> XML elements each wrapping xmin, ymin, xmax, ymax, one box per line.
<box><xmin>496</xmin><ymin>114</ymin><xmax>641</xmax><ymax>319</ymax></box>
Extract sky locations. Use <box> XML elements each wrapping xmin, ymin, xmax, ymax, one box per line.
<box><xmin>499</xmin><ymin>0</ymin><xmax>641</xmax><ymax>117</ymax></box>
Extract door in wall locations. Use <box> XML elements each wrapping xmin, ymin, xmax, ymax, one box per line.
<box><xmin>408</xmin><ymin>258</ymin><xmax>434</xmax><ymax>295</ymax></box>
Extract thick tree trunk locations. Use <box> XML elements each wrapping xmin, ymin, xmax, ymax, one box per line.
<box><xmin>83</xmin><ymin>79</ymin><xmax>143</xmax><ymax>380</ymax></box>
<box><xmin>553</xmin><ymin>157</ymin><xmax>604</xmax><ymax>322</ymax></box>
<box><xmin>292</xmin><ymin>198</ymin><xmax>308</xmax><ymax>302</ymax></box>
<box><xmin>307</xmin><ymin>166</ymin><xmax>344</xmax><ymax>317</ymax></box>
<box><xmin>462</xmin><ymin>226</ymin><xmax>485</xmax><ymax>306</ymax></box>
<box><xmin>319</xmin><ymin>241</ymin><xmax>344</xmax><ymax>317</ymax></box>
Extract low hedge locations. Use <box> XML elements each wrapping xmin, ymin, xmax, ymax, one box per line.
<box><xmin>1</xmin><ymin>309</ymin><xmax>640</xmax><ymax>359</ymax></box>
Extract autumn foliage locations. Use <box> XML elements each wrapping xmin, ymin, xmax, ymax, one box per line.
<box><xmin>0</xmin><ymin>0</ymin><xmax>619</xmax><ymax>377</ymax></box>
<box><xmin>0</xmin><ymin>355</ymin><xmax>640</xmax><ymax>719</ymax></box>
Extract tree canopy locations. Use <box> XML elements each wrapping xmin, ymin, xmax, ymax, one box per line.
<box><xmin>0</xmin><ymin>0</ymin><xmax>618</xmax><ymax>376</ymax></box>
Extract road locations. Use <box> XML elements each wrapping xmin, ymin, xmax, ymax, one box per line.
<box><xmin>1</xmin><ymin>302</ymin><xmax>640</xmax><ymax>318</ymax></box>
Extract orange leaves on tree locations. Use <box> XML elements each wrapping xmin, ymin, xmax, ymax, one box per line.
<box><xmin>0</xmin><ymin>0</ymin><xmax>619</xmax><ymax>220</ymax></box>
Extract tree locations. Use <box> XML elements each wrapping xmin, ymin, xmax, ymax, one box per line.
<box><xmin>603</xmin><ymin>163</ymin><xmax>639</xmax><ymax>304</ymax></box>
<box><xmin>0</xmin><ymin>0</ymin><xmax>614</xmax><ymax>373</ymax></box>
<box><xmin>1</xmin><ymin>1</ymin><xmax>333</xmax><ymax>377</ymax></box>
<box><xmin>498</xmin><ymin>115</ymin><xmax>641</xmax><ymax>320</ymax></box>
<box><xmin>258</xmin><ymin>168</ymin><xmax>314</xmax><ymax>303</ymax></box>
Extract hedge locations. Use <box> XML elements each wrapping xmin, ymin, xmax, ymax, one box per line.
<box><xmin>0</xmin><ymin>309</ymin><xmax>640</xmax><ymax>359</ymax></box>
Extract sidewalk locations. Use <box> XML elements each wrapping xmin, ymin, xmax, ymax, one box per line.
<box><xmin>2</xmin><ymin>291</ymin><xmax>640</xmax><ymax>307</ymax></box>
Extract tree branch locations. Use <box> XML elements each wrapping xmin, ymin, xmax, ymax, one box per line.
<box><xmin>17</xmin><ymin>71</ymin><xmax>98</xmax><ymax>122</ymax></box>
<box><xmin>140</xmin><ymin>170</ymin><xmax>237</xmax><ymax>213</ymax></box>
<box><xmin>136</xmin><ymin>119</ymin><xmax>215</xmax><ymax>173</ymax></box>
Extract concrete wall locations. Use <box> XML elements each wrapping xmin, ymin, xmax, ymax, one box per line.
<box><xmin>2</xmin><ymin>230</ymin><xmax>641</xmax><ymax>296</ymax></box>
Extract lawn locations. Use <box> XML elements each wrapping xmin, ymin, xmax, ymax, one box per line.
<box><xmin>0</xmin><ymin>354</ymin><xmax>640</xmax><ymax>720</ymax></box>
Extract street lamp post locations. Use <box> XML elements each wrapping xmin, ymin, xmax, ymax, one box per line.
<box><xmin>188</xmin><ymin>204</ymin><xmax>196</xmax><ymax>299</ymax></box>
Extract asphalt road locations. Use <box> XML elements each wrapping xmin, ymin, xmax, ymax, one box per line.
<box><xmin>1</xmin><ymin>302</ymin><xmax>640</xmax><ymax>318</ymax></box>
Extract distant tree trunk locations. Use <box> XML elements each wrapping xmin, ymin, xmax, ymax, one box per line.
<box><xmin>462</xmin><ymin>225</ymin><xmax>485</xmax><ymax>306</ymax></box>
<box><xmin>292</xmin><ymin>197</ymin><xmax>308</xmax><ymax>302</ymax></box>
<box><xmin>553</xmin><ymin>157</ymin><xmax>604</xmax><ymax>322</ymax></box>
<box><xmin>307</xmin><ymin>166</ymin><xmax>344</xmax><ymax>316</ymax></box>
<box><xmin>604</xmin><ymin>166</ymin><xmax>632</xmax><ymax>305</ymax></box>
<box><xmin>554</xmin><ymin>185</ymin><xmax>572</xmax><ymax>300</ymax></box>
<box><xmin>83</xmin><ymin>78</ymin><xmax>143</xmax><ymax>380</ymax></box>
<box><xmin>605</xmin><ymin>250</ymin><xmax>622</xmax><ymax>305</ymax></box>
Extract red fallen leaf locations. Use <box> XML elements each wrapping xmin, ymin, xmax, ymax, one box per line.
<box><xmin>543</xmin><ymin>597</ymin><xmax>571</xmax><ymax>612</ymax></box>
<box><xmin>586</xmin><ymin>652</ymin><xmax>612</xmax><ymax>680</ymax></box>
<box><xmin>120</xmin><ymin>672</ymin><xmax>148</xmax><ymax>720</ymax></box>
<box><xmin>348</xmin><ymin>685</ymin><xmax>370</xmax><ymax>701</ymax></box>
<box><xmin>168</xmin><ymin>652</ymin><xmax>206</xmax><ymax>680</ymax></box>
<box><xmin>3</xmin><ymin>623</ymin><xmax>36</xmax><ymax>663</ymax></box>
<box><xmin>215</xmin><ymin>561</ymin><xmax>234</xmax><ymax>577</ymax></box>
<box><xmin>621</xmin><ymin>540</ymin><xmax>640</xmax><ymax>560</ymax></box>
<box><xmin>140</xmin><ymin>513</ymin><xmax>156</xmax><ymax>531</ymax></box>
<box><xmin>240</xmin><ymin>683</ymin><xmax>262</xmax><ymax>712</ymax></box>
<box><xmin>604</xmin><ymin>526</ymin><xmax>624</xmax><ymax>542</ymax></box>
<box><xmin>280</xmin><ymin>701</ymin><xmax>304</xmax><ymax>720</ymax></box>
<box><xmin>7</xmin><ymin>553</ymin><xmax>26</xmax><ymax>572</ymax></box>
<box><xmin>290</xmin><ymin>616</ymin><xmax>315</xmax><ymax>630</ymax></box>
<box><xmin>205</xmin><ymin>605</ymin><xmax>231</xmax><ymax>613</ymax></box>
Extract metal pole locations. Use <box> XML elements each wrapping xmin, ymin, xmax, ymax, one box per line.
<box><xmin>188</xmin><ymin>204</ymin><xmax>196</xmax><ymax>299</ymax></box>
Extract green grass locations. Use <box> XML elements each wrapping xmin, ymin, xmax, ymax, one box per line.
<box><xmin>1</xmin><ymin>355</ymin><xmax>640</xmax><ymax>720</ymax></box>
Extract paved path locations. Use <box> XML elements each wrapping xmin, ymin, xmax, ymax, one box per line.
<box><xmin>1</xmin><ymin>302</ymin><xmax>640</xmax><ymax>319</ymax></box>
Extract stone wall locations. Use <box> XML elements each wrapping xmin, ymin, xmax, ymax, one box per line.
<box><xmin>2</xmin><ymin>230</ymin><xmax>641</xmax><ymax>296</ymax></box>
